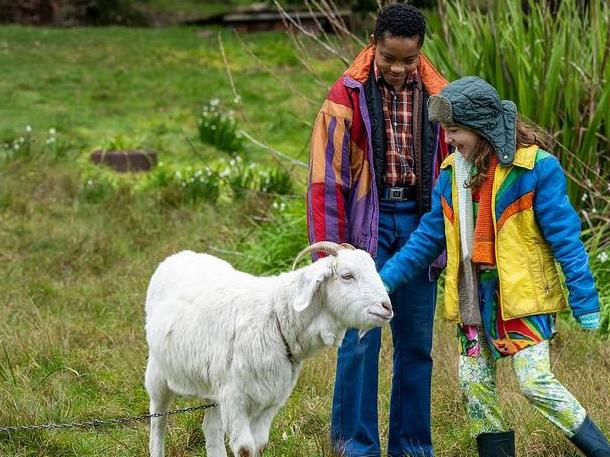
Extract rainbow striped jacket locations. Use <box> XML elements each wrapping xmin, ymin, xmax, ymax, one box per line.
<box><xmin>306</xmin><ymin>45</ymin><xmax>448</xmax><ymax>258</ymax></box>
<box><xmin>380</xmin><ymin>146</ymin><xmax>600</xmax><ymax>322</ymax></box>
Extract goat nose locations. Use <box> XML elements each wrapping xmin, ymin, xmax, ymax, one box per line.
<box><xmin>381</xmin><ymin>300</ymin><xmax>392</xmax><ymax>313</ymax></box>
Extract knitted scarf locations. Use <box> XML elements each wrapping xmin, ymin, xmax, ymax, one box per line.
<box><xmin>455</xmin><ymin>153</ymin><xmax>481</xmax><ymax>326</ymax></box>
<box><xmin>472</xmin><ymin>155</ymin><xmax>498</xmax><ymax>266</ymax></box>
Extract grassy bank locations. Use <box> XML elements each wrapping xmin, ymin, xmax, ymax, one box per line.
<box><xmin>0</xmin><ymin>24</ymin><xmax>608</xmax><ymax>457</ymax></box>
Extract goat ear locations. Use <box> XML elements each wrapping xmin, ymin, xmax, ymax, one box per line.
<box><xmin>293</xmin><ymin>260</ymin><xmax>333</xmax><ymax>312</ymax></box>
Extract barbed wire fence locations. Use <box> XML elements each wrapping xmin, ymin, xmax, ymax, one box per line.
<box><xmin>0</xmin><ymin>403</ymin><xmax>216</xmax><ymax>434</ymax></box>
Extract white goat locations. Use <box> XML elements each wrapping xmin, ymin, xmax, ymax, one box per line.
<box><xmin>144</xmin><ymin>241</ymin><xmax>392</xmax><ymax>457</ymax></box>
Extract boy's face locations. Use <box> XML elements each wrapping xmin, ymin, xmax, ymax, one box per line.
<box><xmin>373</xmin><ymin>33</ymin><xmax>421</xmax><ymax>91</ymax></box>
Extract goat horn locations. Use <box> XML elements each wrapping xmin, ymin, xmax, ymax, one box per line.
<box><xmin>340</xmin><ymin>243</ymin><xmax>356</xmax><ymax>250</ymax></box>
<box><xmin>291</xmin><ymin>241</ymin><xmax>347</xmax><ymax>270</ymax></box>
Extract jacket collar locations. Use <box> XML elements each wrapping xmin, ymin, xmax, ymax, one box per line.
<box><xmin>440</xmin><ymin>145</ymin><xmax>539</xmax><ymax>170</ymax></box>
<box><xmin>343</xmin><ymin>44</ymin><xmax>447</xmax><ymax>96</ymax></box>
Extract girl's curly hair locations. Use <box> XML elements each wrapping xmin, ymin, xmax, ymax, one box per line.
<box><xmin>466</xmin><ymin>118</ymin><xmax>554</xmax><ymax>189</ymax></box>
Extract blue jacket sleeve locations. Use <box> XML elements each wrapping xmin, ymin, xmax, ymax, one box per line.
<box><xmin>379</xmin><ymin>171</ymin><xmax>448</xmax><ymax>293</ymax></box>
<box><xmin>533</xmin><ymin>156</ymin><xmax>600</xmax><ymax>317</ymax></box>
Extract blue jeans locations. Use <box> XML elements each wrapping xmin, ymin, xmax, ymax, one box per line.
<box><xmin>331</xmin><ymin>200</ymin><xmax>437</xmax><ymax>457</ymax></box>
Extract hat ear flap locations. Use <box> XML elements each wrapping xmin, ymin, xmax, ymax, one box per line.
<box><xmin>497</xmin><ymin>100</ymin><xmax>517</xmax><ymax>165</ymax></box>
<box><xmin>428</xmin><ymin>95</ymin><xmax>453</xmax><ymax>125</ymax></box>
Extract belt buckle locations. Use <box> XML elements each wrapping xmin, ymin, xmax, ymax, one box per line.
<box><xmin>389</xmin><ymin>187</ymin><xmax>404</xmax><ymax>200</ymax></box>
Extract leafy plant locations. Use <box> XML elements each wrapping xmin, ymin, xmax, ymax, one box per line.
<box><xmin>100</xmin><ymin>133</ymin><xmax>146</xmax><ymax>151</ymax></box>
<box><xmin>0</xmin><ymin>126</ymin><xmax>67</xmax><ymax>162</ymax></box>
<box><xmin>258</xmin><ymin>166</ymin><xmax>294</xmax><ymax>195</ymax></box>
<box><xmin>220</xmin><ymin>156</ymin><xmax>257</xmax><ymax>199</ymax></box>
<box><xmin>198</xmin><ymin>99</ymin><xmax>243</xmax><ymax>156</ymax></box>
<box><xmin>142</xmin><ymin>162</ymin><xmax>221</xmax><ymax>205</ymax></box>
<box><xmin>179</xmin><ymin>166</ymin><xmax>221</xmax><ymax>204</ymax></box>
<box><xmin>233</xmin><ymin>198</ymin><xmax>309</xmax><ymax>275</ymax></box>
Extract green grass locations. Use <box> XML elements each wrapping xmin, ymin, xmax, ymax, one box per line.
<box><xmin>0</xmin><ymin>25</ymin><xmax>329</xmax><ymax>164</ymax></box>
<box><xmin>0</xmin><ymin>23</ymin><xmax>608</xmax><ymax>457</ymax></box>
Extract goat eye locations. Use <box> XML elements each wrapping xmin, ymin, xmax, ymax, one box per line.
<box><xmin>341</xmin><ymin>273</ymin><xmax>355</xmax><ymax>281</ymax></box>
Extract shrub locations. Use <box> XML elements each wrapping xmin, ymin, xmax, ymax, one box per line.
<box><xmin>0</xmin><ymin>127</ymin><xmax>67</xmax><ymax>162</ymax></box>
<box><xmin>234</xmin><ymin>198</ymin><xmax>308</xmax><ymax>275</ymax></box>
<box><xmin>258</xmin><ymin>166</ymin><xmax>294</xmax><ymax>195</ymax></box>
<box><xmin>1</xmin><ymin>134</ymin><xmax>33</xmax><ymax>162</ymax></box>
<box><xmin>142</xmin><ymin>163</ymin><xmax>220</xmax><ymax>206</ymax></box>
<box><xmin>198</xmin><ymin>99</ymin><xmax>243</xmax><ymax>156</ymax></box>
<box><xmin>219</xmin><ymin>156</ymin><xmax>257</xmax><ymax>200</ymax></box>
<box><xmin>179</xmin><ymin>167</ymin><xmax>221</xmax><ymax>204</ymax></box>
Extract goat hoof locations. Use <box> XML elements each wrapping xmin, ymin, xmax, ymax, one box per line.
<box><xmin>238</xmin><ymin>448</ymin><xmax>251</xmax><ymax>457</ymax></box>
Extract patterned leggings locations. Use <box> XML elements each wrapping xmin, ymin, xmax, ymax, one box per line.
<box><xmin>459</xmin><ymin>337</ymin><xmax>586</xmax><ymax>437</ymax></box>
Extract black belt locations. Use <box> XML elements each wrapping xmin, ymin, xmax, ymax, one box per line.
<box><xmin>382</xmin><ymin>186</ymin><xmax>417</xmax><ymax>201</ymax></box>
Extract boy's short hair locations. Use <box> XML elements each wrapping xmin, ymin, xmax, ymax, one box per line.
<box><xmin>373</xmin><ymin>3</ymin><xmax>426</xmax><ymax>46</ymax></box>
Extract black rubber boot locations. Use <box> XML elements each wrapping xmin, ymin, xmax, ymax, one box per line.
<box><xmin>476</xmin><ymin>430</ymin><xmax>515</xmax><ymax>457</ymax></box>
<box><xmin>570</xmin><ymin>416</ymin><xmax>610</xmax><ymax>457</ymax></box>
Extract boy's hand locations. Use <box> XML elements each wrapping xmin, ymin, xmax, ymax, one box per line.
<box><xmin>576</xmin><ymin>311</ymin><xmax>600</xmax><ymax>331</ymax></box>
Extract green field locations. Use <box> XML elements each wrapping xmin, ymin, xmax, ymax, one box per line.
<box><xmin>0</xmin><ymin>23</ymin><xmax>608</xmax><ymax>457</ymax></box>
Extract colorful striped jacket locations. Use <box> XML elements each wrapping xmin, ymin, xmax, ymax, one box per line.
<box><xmin>307</xmin><ymin>45</ymin><xmax>448</xmax><ymax>258</ymax></box>
<box><xmin>380</xmin><ymin>146</ymin><xmax>600</xmax><ymax>322</ymax></box>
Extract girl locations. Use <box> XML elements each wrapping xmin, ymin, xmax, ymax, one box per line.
<box><xmin>379</xmin><ymin>76</ymin><xmax>609</xmax><ymax>457</ymax></box>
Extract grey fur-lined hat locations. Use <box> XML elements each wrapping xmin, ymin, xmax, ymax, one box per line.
<box><xmin>428</xmin><ymin>76</ymin><xmax>517</xmax><ymax>165</ymax></box>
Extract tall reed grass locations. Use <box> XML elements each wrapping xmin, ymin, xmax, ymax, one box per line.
<box><xmin>424</xmin><ymin>0</ymin><xmax>610</xmax><ymax>214</ymax></box>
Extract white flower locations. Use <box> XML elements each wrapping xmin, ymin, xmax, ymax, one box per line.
<box><xmin>49</xmin><ymin>128</ymin><xmax>56</xmax><ymax>135</ymax></box>
<box><xmin>18</xmin><ymin>137</ymin><xmax>25</xmax><ymax>143</ymax></box>
<box><xmin>233</xmin><ymin>95</ymin><xmax>242</xmax><ymax>104</ymax></box>
<box><xmin>209</xmin><ymin>98</ymin><xmax>220</xmax><ymax>107</ymax></box>
<box><xmin>13</xmin><ymin>144</ymin><xmax>19</xmax><ymax>150</ymax></box>
<box><xmin>597</xmin><ymin>251</ymin><xmax>608</xmax><ymax>263</ymax></box>
<box><xmin>25</xmin><ymin>125</ymin><xmax>32</xmax><ymax>133</ymax></box>
<box><xmin>581</xmin><ymin>193</ymin><xmax>588</xmax><ymax>202</ymax></box>
<box><xmin>46</xmin><ymin>137</ymin><xmax>55</xmax><ymax>144</ymax></box>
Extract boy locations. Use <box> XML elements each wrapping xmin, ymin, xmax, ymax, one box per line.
<box><xmin>307</xmin><ymin>4</ymin><xmax>448</xmax><ymax>456</ymax></box>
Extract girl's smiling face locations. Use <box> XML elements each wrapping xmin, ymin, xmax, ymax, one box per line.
<box><xmin>442</xmin><ymin>124</ymin><xmax>481</xmax><ymax>159</ymax></box>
